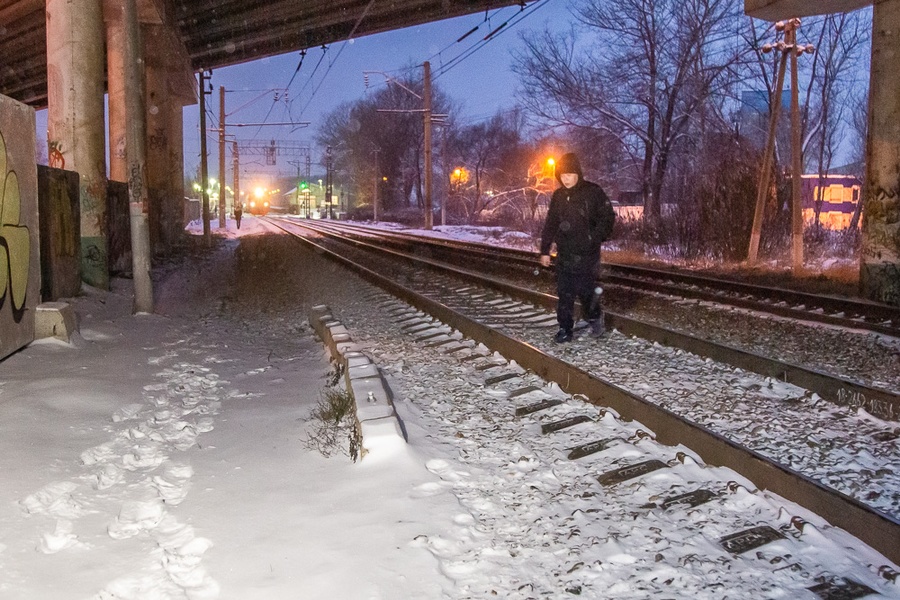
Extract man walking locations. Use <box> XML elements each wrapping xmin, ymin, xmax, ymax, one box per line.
<box><xmin>539</xmin><ymin>152</ymin><xmax>616</xmax><ymax>343</ymax></box>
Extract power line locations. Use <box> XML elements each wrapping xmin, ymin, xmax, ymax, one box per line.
<box><xmin>298</xmin><ymin>0</ymin><xmax>378</xmax><ymax>118</ymax></box>
<box><xmin>434</xmin><ymin>0</ymin><xmax>551</xmax><ymax>82</ymax></box>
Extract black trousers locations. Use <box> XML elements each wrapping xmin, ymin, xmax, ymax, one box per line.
<box><xmin>556</xmin><ymin>266</ymin><xmax>601</xmax><ymax>331</ymax></box>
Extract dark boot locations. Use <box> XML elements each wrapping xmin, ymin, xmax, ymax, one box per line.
<box><xmin>554</xmin><ymin>328</ymin><xmax>573</xmax><ymax>343</ymax></box>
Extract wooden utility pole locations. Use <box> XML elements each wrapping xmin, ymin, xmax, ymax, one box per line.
<box><xmin>232</xmin><ymin>141</ymin><xmax>240</xmax><ymax>214</ymax></box>
<box><xmin>218</xmin><ymin>85</ymin><xmax>226</xmax><ymax>229</ymax></box>
<box><xmin>788</xmin><ymin>23</ymin><xmax>804</xmax><ymax>271</ymax></box>
<box><xmin>423</xmin><ymin>61</ymin><xmax>433</xmax><ymax>230</ymax></box>
<box><xmin>747</xmin><ymin>45</ymin><xmax>788</xmax><ymax>265</ymax></box>
<box><xmin>373</xmin><ymin>147</ymin><xmax>380</xmax><ymax>223</ymax></box>
<box><xmin>199</xmin><ymin>71</ymin><xmax>211</xmax><ymax>246</ymax></box>
<box><xmin>325</xmin><ymin>146</ymin><xmax>334</xmax><ymax>219</ymax></box>
<box><xmin>747</xmin><ymin>18</ymin><xmax>811</xmax><ymax>272</ymax></box>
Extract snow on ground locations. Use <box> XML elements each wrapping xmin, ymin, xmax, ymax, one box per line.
<box><xmin>0</xmin><ymin>216</ymin><xmax>896</xmax><ymax>598</ymax></box>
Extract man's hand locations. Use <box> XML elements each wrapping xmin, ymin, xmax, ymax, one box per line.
<box><xmin>539</xmin><ymin>255</ymin><xmax>551</xmax><ymax>268</ymax></box>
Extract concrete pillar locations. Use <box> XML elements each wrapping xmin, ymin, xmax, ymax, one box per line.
<box><xmin>144</xmin><ymin>36</ymin><xmax>170</xmax><ymax>250</ymax></box>
<box><xmin>143</xmin><ymin>22</ymin><xmax>194</xmax><ymax>254</ymax></box>
<box><xmin>165</xmin><ymin>102</ymin><xmax>186</xmax><ymax>248</ymax></box>
<box><xmin>861</xmin><ymin>0</ymin><xmax>900</xmax><ymax>306</ymax></box>
<box><xmin>104</xmin><ymin>1</ymin><xmax>127</xmax><ymax>183</ymax></box>
<box><xmin>46</xmin><ymin>0</ymin><xmax>109</xmax><ymax>289</ymax></box>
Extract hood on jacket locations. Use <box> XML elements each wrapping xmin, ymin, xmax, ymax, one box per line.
<box><xmin>555</xmin><ymin>152</ymin><xmax>583</xmax><ymax>184</ymax></box>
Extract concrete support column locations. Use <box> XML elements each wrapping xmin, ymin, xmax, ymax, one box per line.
<box><xmin>143</xmin><ymin>23</ymin><xmax>193</xmax><ymax>254</ymax></box>
<box><xmin>144</xmin><ymin>37</ymin><xmax>170</xmax><ymax>250</ymax></box>
<box><xmin>862</xmin><ymin>0</ymin><xmax>900</xmax><ymax>306</ymax></box>
<box><xmin>46</xmin><ymin>0</ymin><xmax>108</xmax><ymax>289</ymax></box>
<box><xmin>104</xmin><ymin>2</ymin><xmax>127</xmax><ymax>183</ymax></box>
<box><xmin>165</xmin><ymin>102</ymin><xmax>186</xmax><ymax>248</ymax></box>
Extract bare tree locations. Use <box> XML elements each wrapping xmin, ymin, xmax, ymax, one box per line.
<box><xmin>800</xmin><ymin>12</ymin><xmax>869</xmax><ymax>226</ymax></box>
<box><xmin>447</xmin><ymin>110</ymin><xmax>529</xmax><ymax>222</ymax></box>
<box><xmin>513</xmin><ymin>0</ymin><xmax>746</xmax><ymax>222</ymax></box>
<box><xmin>316</xmin><ymin>68</ymin><xmax>452</xmax><ymax>214</ymax></box>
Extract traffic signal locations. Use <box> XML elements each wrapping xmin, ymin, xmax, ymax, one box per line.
<box><xmin>299</xmin><ymin>180</ymin><xmax>308</xmax><ymax>190</ymax></box>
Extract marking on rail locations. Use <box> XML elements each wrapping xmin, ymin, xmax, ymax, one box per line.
<box><xmin>474</xmin><ymin>361</ymin><xmax>506</xmax><ymax>372</ymax></box>
<box><xmin>508</xmin><ymin>385</ymin><xmax>542</xmax><ymax>398</ymax></box>
<box><xmin>515</xmin><ymin>399</ymin><xmax>563</xmax><ymax>416</ymax></box>
<box><xmin>658</xmin><ymin>488</ymin><xmax>717</xmax><ymax>510</ymax></box>
<box><xmin>415</xmin><ymin>331</ymin><xmax>447</xmax><ymax>342</ymax></box>
<box><xmin>719</xmin><ymin>525</ymin><xmax>785</xmax><ymax>554</ymax></box>
<box><xmin>459</xmin><ymin>353</ymin><xmax>490</xmax><ymax>363</ymax></box>
<box><xmin>807</xmin><ymin>577</ymin><xmax>876</xmax><ymax>600</ymax></box>
<box><xmin>567</xmin><ymin>438</ymin><xmax>618</xmax><ymax>460</ymax></box>
<box><xmin>484</xmin><ymin>372</ymin><xmax>521</xmax><ymax>386</ymax></box>
<box><xmin>425</xmin><ymin>336</ymin><xmax>456</xmax><ymax>348</ymax></box>
<box><xmin>597</xmin><ymin>459</ymin><xmax>668</xmax><ymax>486</ymax></box>
<box><xmin>541</xmin><ymin>415</ymin><xmax>593</xmax><ymax>434</ymax></box>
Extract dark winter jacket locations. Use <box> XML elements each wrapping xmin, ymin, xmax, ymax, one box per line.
<box><xmin>539</xmin><ymin>155</ymin><xmax>616</xmax><ymax>272</ymax></box>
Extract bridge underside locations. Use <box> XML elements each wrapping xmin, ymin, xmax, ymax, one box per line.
<box><xmin>745</xmin><ymin>0</ymin><xmax>871</xmax><ymax>20</ymax></box>
<box><xmin>0</xmin><ymin>0</ymin><xmax>521</xmax><ymax>107</ymax></box>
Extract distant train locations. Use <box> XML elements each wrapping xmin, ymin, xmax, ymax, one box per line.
<box><xmin>246</xmin><ymin>198</ymin><xmax>269</xmax><ymax>216</ymax></box>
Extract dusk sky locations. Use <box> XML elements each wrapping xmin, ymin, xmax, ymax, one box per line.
<box><xmin>181</xmin><ymin>0</ymin><xmax>566</xmax><ymax>181</ymax></box>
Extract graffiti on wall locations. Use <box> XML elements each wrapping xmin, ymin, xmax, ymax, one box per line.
<box><xmin>0</xmin><ymin>131</ymin><xmax>30</xmax><ymax>323</ymax></box>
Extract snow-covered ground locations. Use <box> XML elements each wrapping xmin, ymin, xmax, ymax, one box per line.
<box><xmin>0</xmin><ymin>215</ymin><xmax>896</xmax><ymax>599</ymax></box>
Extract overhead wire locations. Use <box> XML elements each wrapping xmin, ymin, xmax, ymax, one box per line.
<box><xmin>297</xmin><ymin>0</ymin><xmax>377</xmax><ymax>118</ymax></box>
<box><xmin>433</xmin><ymin>0</ymin><xmax>551</xmax><ymax>82</ymax></box>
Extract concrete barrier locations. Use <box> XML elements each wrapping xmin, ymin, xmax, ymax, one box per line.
<box><xmin>34</xmin><ymin>302</ymin><xmax>79</xmax><ymax>343</ymax></box>
<box><xmin>308</xmin><ymin>304</ymin><xmax>405</xmax><ymax>460</ymax></box>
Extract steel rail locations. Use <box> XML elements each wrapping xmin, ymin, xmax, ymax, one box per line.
<box><xmin>267</xmin><ymin>216</ymin><xmax>900</xmax><ymax>566</ymax></box>
<box><xmin>267</xmin><ymin>217</ymin><xmax>900</xmax><ymax>420</ymax></box>
<box><xmin>284</xmin><ymin>218</ymin><xmax>900</xmax><ymax>337</ymax></box>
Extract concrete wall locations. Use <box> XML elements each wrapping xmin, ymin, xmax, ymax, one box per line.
<box><xmin>0</xmin><ymin>95</ymin><xmax>41</xmax><ymax>360</ymax></box>
<box><xmin>37</xmin><ymin>165</ymin><xmax>81</xmax><ymax>301</ymax></box>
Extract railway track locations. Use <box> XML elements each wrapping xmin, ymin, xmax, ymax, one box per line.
<box><xmin>282</xmin><ymin>217</ymin><xmax>900</xmax><ymax>339</ymax></box>
<box><xmin>262</xmin><ymin>216</ymin><xmax>900</xmax><ymax>573</ymax></box>
<box><xmin>267</xmin><ymin>216</ymin><xmax>900</xmax><ymax>420</ymax></box>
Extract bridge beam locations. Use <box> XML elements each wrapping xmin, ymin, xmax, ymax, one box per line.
<box><xmin>745</xmin><ymin>0</ymin><xmax>871</xmax><ymax>19</ymax></box>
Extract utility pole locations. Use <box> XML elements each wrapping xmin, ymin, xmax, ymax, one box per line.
<box><xmin>305</xmin><ymin>154</ymin><xmax>311</xmax><ymax>217</ymax></box>
<box><xmin>123</xmin><ymin>0</ymin><xmax>152</xmax><ymax>312</ymax></box>
<box><xmin>199</xmin><ymin>71</ymin><xmax>211</xmax><ymax>246</ymax></box>
<box><xmin>325</xmin><ymin>146</ymin><xmax>334</xmax><ymax>219</ymax></box>
<box><xmin>218</xmin><ymin>85</ymin><xmax>227</xmax><ymax>229</ymax></box>
<box><xmin>788</xmin><ymin>22</ymin><xmax>805</xmax><ymax>272</ymax></box>
<box><xmin>373</xmin><ymin>147</ymin><xmax>380</xmax><ymax>223</ymax></box>
<box><xmin>747</xmin><ymin>18</ymin><xmax>813</xmax><ymax>271</ymax></box>
<box><xmin>288</xmin><ymin>159</ymin><xmax>302</xmax><ymax>213</ymax></box>
<box><xmin>748</xmin><ymin>35</ymin><xmax>788</xmax><ymax>265</ymax></box>
<box><xmin>423</xmin><ymin>61</ymin><xmax>433</xmax><ymax>230</ymax></box>
<box><xmin>232</xmin><ymin>141</ymin><xmax>240</xmax><ymax>214</ymax></box>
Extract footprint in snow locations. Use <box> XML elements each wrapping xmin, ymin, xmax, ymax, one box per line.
<box><xmin>20</xmin><ymin>481</ymin><xmax>87</xmax><ymax>519</ymax></box>
<box><xmin>38</xmin><ymin>519</ymin><xmax>85</xmax><ymax>554</ymax></box>
<box><xmin>107</xmin><ymin>500</ymin><xmax>165</xmax><ymax>540</ymax></box>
